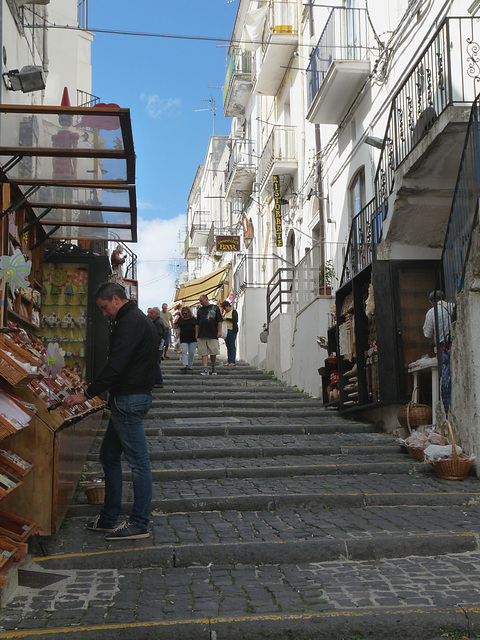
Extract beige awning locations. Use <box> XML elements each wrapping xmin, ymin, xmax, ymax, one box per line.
<box><xmin>174</xmin><ymin>266</ymin><xmax>229</xmax><ymax>306</ymax></box>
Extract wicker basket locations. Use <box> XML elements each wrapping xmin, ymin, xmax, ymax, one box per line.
<box><xmin>82</xmin><ymin>482</ymin><xmax>105</xmax><ymax>505</ymax></box>
<box><xmin>407</xmin><ymin>445</ymin><xmax>426</xmax><ymax>460</ymax></box>
<box><xmin>398</xmin><ymin>387</ymin><xmax>432</xmax><ymax>432</ymax></box>
<box><xmin>429</xmin><ymin>420</ymin><xmax>474</xmax><ymax>480</ymax></box>
<box><xmin>0</xmin><ymin>337</ymin><xmax>38</xmax><ymax>388</ymax></box>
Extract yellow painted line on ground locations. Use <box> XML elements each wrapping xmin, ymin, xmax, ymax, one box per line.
<box><xmin>32</xmin><ymin>545</ymin><xmax>157</xmax><ymax>562</ymax></box>
<box><xmin>31</xmin><ymin>531</ymin><xmax>478</xmax><ymax>564</ymax></box>
<box><xmin>1</xmin><ymin>606</ymin><xmax>480</xmax><ymax>638</ymax></box>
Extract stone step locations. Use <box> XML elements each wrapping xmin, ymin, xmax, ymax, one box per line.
<box><xmin>87</xmin><ymin>443</ymin><xmax>401</xmax><ymax>462</ymax></box>
<box><xmin>99</xmin><ymin>421</ymin><xmax>378</xmax><ymax>437</ymax></box>
<box><xmin>70</xmin><ymin>470</ymin><xmax>480</xmax><ymax>516</ymax></box>
<box><xmin>11</xmin><ymin>550</ymin><xmax>480</xmax><ymax>640</ymax></box>
<box><xmin>150</xmin><ymin>399</ymin><xmax>324</xmax><ymax>411</ymax></box>
<box><xmin>146</xmin><ymin>407</ymin><xmax>335</xmax><ymax>419</ymax></box>
<box><xmin>84</xmin><ymin>453</ymin><xmax>419</xmax><ymax>482</ymax></box>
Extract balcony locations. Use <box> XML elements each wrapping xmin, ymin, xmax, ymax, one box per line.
<box><xmin>306</xmin><ymin>8</ymin><xmax>373</xmax><ymax>124</ymax></box>
<box><xmin>223</xmin><ymin>48</ymin><xmax>252</xmax><ymax>117</ymax></box>
<box><xmin>253</xmin><ymin>1</ymin><xmax>298</xmax><ymax>96</ymax></box>
<box><xmin>224</xmin><ymin>139</ymin><xmax>257</xmax><ymax>199</ymax></box>
<box><xmin>189</xmin><ymin>210</ymin><xmax>211</xmax><ymax>248</ymax></box>
<box><xmin>257</xmin><ymin>125</ymin><xmax>297</xmax><ymax>191</ymax></box>
<box><xmin>184</xmin><ymin>233</ymin><xmax>198</xmax><ymax>260</ymax></box>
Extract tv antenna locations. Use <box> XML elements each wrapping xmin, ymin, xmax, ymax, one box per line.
<box><xmin>194</xmin><ymin>97</ymin><xmax>217</xmax><ymax>135</ymax></box>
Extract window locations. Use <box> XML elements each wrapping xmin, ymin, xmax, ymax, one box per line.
<box><xmin>349</xmin><ymin>167</ymin><xmax>365</xmax><ymax>223</ymax></box>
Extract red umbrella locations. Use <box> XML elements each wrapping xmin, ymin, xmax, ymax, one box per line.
<box><xmin>78</xmin><ymin>103</ymin><xmax>121</xmax><ymax>131</ymax></box>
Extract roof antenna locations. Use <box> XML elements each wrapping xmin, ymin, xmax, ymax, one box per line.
<box><xmin>194</xmin><ymin>97</ymin><xmax>217</xmax><ymax>135</ymax></box>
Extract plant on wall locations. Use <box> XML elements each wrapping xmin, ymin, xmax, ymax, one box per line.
<box><xmin>319</xmin><ymin>260</ymin><xmax>336</xmax><ymax>294</ymax></box>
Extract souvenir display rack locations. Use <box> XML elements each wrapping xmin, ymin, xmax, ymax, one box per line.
<box><xmin>0</xmin><ymin>325</ymin><xmax>104</xmax><ymax>535</ymax></box>
<box><xmin>333</xmin><ymin>260</ymin><xmax>439</xmax><ymax>413</ymax></box>
<box><xmin>39</xmin><ymin>253</ymin><xmax>110</xmax><ymax>383</ymax></box>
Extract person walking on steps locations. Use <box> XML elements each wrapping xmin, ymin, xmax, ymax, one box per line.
<box><xmin>196</xmin><ymin>294</ymin><xmax>222</xmax><ymax>376</ymax></box>
<box><xmin>147</xmin><ymin>306</ymin><xmax>165</xmax><ymax>388</ymax></box>
<box><xmin>176</xmin><ymin>306</ymin><xmax>197</xmax><ymax>373</ymax></box>
<box><xmin>64</xmin><ymin>282</ymin><xmax>157</xmax><ymax>541</ymax></box>
<box><xmin>220</xmin><ymin>300</ymin><xmax>239</xmax><ymax>367</ymax></box>
<box><xmin>159</xmin><ymin>303</ymin><xmax>174</xmax><ymax>360</ymax></box>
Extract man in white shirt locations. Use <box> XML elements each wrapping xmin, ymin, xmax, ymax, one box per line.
<box><xmin>423</xmin><ymin>290</ymin><xmax>454</xmax><ymax>354</ymax></box>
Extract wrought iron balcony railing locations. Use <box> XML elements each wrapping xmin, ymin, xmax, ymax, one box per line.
<box><xmin>375</xmin><ymin>17</ymin><xmax>480</xmax><ymax>207</ymax></box>
<box><xmin>223</xmin><ymin>48</ymin><xmax>252</xmax><ymax>108</ymax></box>
<box><xmin>307</xmin><ymin>7</ymin><xmax>374</xmax><ymax>112</ymax></box>
<box><xmin>225</xmin><ymin>139</ymin><xmax>256</xmax><ymax>191</ymax></box>
<box><xmin>341</xmin><ymin>17</ymin><xmax>480</xmax><ymax>288</ymax></box>
<box><xmin>438</xmin><ymin>93</ymin><xmax>480</xmax><ymax>310</ymax></box>
<box><xmin>257</xmin><ymin>125</ymin><xmax>296</xmax><ymax>185</ymax></box>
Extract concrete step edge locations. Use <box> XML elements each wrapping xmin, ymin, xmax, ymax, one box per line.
<box><xmin>32</xmin><ymin>531</ymin><xmax>478</xmax><ymax>572</ymax></box>
<box><xmin>1</xmin><ymin>605</ymin><xmax>475</xmax><ymax>640</ymax></box>
<box><xmin>66</xmin><ymin>490</ymin><xmax>480</xmax><ymax>518</ymax></box>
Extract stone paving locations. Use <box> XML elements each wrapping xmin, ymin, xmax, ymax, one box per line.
<box><xmin>2</xmin><ymin>359</ymin><xmax>480</xmax><ymax>640</ymax></box>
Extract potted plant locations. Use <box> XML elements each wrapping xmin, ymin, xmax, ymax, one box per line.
<box><xmin>319</xmin><ymin>260</ymin><xmax>335</xmax><ymax>295</ymax></box>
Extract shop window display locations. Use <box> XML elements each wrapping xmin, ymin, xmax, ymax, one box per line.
<box><xmin>41</xmin><ymin>262</ymin><xmax>89</xmax><ymax>378</ymax></box>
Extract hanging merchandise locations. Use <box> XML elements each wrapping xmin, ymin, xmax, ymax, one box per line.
<box><xmin>0</xmin><ymin>249</ymin><xmax>32</xmax><ymax>297</ymax></box>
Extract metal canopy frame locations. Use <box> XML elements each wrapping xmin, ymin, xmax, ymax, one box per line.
<box><xmin>0</xmin><ymin>104</ymin><xmax>138</xmax><ymax>242</ymax></box>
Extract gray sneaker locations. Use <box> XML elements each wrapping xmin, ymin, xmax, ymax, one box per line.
<box><xmin>211</xmin><ymin>368</ymin><xmax>217</xmax><ymax>376</ymax></box>
<box><xmin>200</xmin><ymin>369</ymin><xmax>209</xmax><ymax>376</ymax></box>
<box><xmin>86</xmin><ymin>515</ymin><xmax>117</xmax><ymax>532</ymax></box>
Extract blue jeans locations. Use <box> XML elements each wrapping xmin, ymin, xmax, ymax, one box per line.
<box><xmin>225</xmin><ymin>330</ymin><xmax>237</xmax><ymax>364</ymax></box>
<box><xmin>100</xmin><ymin>393</ymin><xmax>152</xmax><ymax>530</ymax></box>
<box><xmin>181</xmin><ymin>342</ymin><xmax>196</xmax><ymax>367</ymax></box>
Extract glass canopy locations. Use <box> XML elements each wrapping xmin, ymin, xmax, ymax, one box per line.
<box><xmin>0</xmin><ymin>105</ymin><xmax>137</xmax><ymax>242</ymax></box>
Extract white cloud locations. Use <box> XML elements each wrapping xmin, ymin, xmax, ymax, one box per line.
<box><xmin>130</xmin><ymin>214</ymin><xmax>186</xmax><ymax>312</ymax></box>
<box><xmin>140</xmin><ymin>94</ymin><xmax>181</xmax><ymax>119</ymax></box>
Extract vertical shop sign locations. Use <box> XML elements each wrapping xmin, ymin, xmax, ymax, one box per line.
<box><xmin>272</xmin><ymin>174</ymin><xmax>283</xmax><ymax>247</ymax></box>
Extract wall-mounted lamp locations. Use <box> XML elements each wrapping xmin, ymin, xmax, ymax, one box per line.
<box><xmin>364</xmin><ymin>135</ymin><xmax>384</xmax><ymax>149</ymax></box>
<box><xmin>3</xmin><ymin>66</ymin><xmax>46</xmax><ymax>92</ymax></box>
<box><xmin>306</xmin><ymin>189</ymin><xmax>328</xmax><ymax>201</ymax></box>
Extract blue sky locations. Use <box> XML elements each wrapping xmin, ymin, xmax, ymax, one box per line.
<box><xmin>87</xmin><ymin>0</ymin><xmax>238</xmax><ymax>309</ymax></box>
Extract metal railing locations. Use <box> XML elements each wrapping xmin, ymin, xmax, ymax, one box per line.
<box><xmin>77</xmin><ymin>90</ymin><xmax>100</xmax><ymax>107</ymax></box>
<box><xmin>262</xmin><ymin>0</ymin><xmax>298</xmax><ymax>47</ymax></box>
<box><xmin>307</xmin><ymin>7</ymin><xmax>374</xmax><ymax>111</ymax></box>
<box><xmin>341</xmin><ymin>17</ymin><xmax>480</xmax><ymax>287</ymax></box>
<box><xmin>190</xmin><ymin>211</ymin><xmax>211</xmax><ymax>240</ymax></box>
<box><xmin>232</xmin><ymin>254</ymin><xmax>267</xmax><ymax>296</ymax></box>
<box><xmin>223</xmin><ymin>48</ymin><xmax>252</xmax><ymax>107</ymax></box>
<box><xmin>294</xmin><ymin>241</ymin><xmax>346</xmax><ymax>313</ymax></box>
<box><xmin>437</xmin><ymin>93</ymin><xmax>480</xmax><ymax>310</ymax></box>
<box><xmin>375</xmin><ymin>18</ymin><xmax>480</xmax><ymax>206</ymax></box>
<box><xmin>266</xmin><ymin>267</ymin><xmax>294</xmax><ymax>326</ymax></box>
<box><xmin>340</xmin><ymin>198</ymin><xmax>387</xmax><ymax>285</ymax></box>
<box><xmin>225</xmin><ymin>139</ymin><xmax>256</xmax><ymax>191</ymax></box>
<box><xmin>257</xmin><ymin>125</ymin><xmax>296</xmax><ymax>185</ymax></box>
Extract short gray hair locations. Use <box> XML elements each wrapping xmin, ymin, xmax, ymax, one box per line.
<box><xmin>151</xmin><ymin>306</ymin><xmax>160</xmax><ymax>314</ymax></box>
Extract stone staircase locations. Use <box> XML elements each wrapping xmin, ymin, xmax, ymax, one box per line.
<box><xmin>2</xmin><ymin>357</ymin><xmax>480</xmax><ymax>640</ymax></box>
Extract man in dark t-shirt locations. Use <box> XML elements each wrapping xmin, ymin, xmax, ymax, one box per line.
<box><xmin>196</xmin><ymin>294</ymin><xmax>222</xmax><ymax>376</ymax></box>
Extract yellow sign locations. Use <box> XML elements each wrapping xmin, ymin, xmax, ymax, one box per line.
<box><xmin>273</xmin><ymin>175</ymin><xmax>283</xmax><ymax>247</ymax></box>
<box><xmin>216</xmin><ymin>235</ymin><xmax>241</xmax><ymax>252</ymax></box>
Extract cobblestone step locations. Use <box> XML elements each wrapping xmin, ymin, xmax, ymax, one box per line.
<box><xmin>6</xmin><ymin>554</ymin><xmax>480</xmax><ymax>640</ymax></box>
<box><xmin>36</xmin><ymin>503</ymin><xmax>480</xmax><ymax>570</ymax></box>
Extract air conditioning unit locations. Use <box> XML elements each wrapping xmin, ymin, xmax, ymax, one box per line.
<box><xmin>15</xmin><ymin>0</ymin><xmax>50</xmax><ymax>6</ymax></box>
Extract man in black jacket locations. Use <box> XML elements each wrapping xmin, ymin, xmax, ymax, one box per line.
<box><xmin>65</xmin><ymin>282</ymin><xmax>157</xmax><ymax>540</ymax></box>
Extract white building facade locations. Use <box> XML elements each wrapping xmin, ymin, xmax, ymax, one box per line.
<box><xmin>181</xmin><ymin>0</ymin><xmax>480</xmax><ymax>455</ymax></box>
<box><xmin>1</xmin><ymin>0</ymin><xmax>93</xmax><ymax>107</ymax></box>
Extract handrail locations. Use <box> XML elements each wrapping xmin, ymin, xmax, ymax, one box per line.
<box><xmin>266</xmin><ymin>267</ymin><xmax>294</xmax><ymax>327</ymax></box>
<box><xmin>119</xmin><ymin>242</ymin><xmax>137</xmax><ymax>281</ymax></box>
<box><xmin>437</xmin><ymin>93</ymin><xmax>480</xmax><ymax>307</ymax></box>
